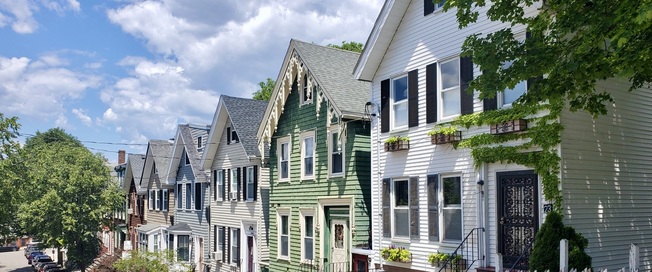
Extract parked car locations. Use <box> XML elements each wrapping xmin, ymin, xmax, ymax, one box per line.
<box><xmin>24</xmin><ymin>243</ymin><xmax>42</xmax><ymax>258</ymax></box>
<box><xmin>37</xmin><ymin>262</ymin><xmax>59</xmax><ymax>272</ymax></box>
<box><xmin>31</xmin><ymin>255</ymin><xmax>53</xmax><ymax>268</ymax></box>
<box><xmin>28</xmin><ymin>251</ymin><xmax>46</xmax><ymax>264</ymax></box>
<box><xmin>44</xmin><ymin>268</ymin><xmax>67</xmax><ymax>272</ymax></box>
<box><xmin>0</xmin><ymin>245</ymin><xmax>19</xmax><ymax>252</ymax></box>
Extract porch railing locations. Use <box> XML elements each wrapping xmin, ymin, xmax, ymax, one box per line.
<box><xmin>438</xmin><ymin>227</ymin><xmax>485</xmax><ymax>272</ymax></box>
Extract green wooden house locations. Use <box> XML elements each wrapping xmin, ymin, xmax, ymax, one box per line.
<box><xmin>256</xmin><ymin>39</ymin><xmax>372</xmax><ymax>272</ymax></box>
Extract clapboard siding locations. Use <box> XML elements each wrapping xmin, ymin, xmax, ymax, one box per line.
<box><xmin>561</xmin><ymin>79</ymin><xmax>652</xmax><ymax>270</ymax></box>
<box><xmin>267</xmin><ymin>68</ymin><xmax>371</xmax><ymax>271</ymax></box>
<box><xmin>147</xmin><ymin>164</ymin><xmax>174</xmax><ymax>226</ymax></box>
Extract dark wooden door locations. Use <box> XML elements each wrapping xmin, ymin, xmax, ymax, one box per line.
<box><xmin>497</xmin><ymin>170</ymin><xmax>539</xmax><ymax>270</ymax></box>
<box><xmin>247</xmin><ymin>236</ymin><xmax>254</xmax><ymax>272</ymax></box>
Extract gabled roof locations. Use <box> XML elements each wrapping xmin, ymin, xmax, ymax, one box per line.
<box><xmin>165</xmin><ymin>124</ymin><xmax>209</xmax><ymax>185</ymax></box>
<box><xmin>257</xmin><ymin>39</ymin><xmax>371</xmax><ymax>145</ymax></box>
<box><xmin>123</xmin><ymin>153</ymin><xmax>146</xmax><ymax>194</ymax></box>
<box><xmin>140</xmin><ymin>140</ymin><xmax>173</xmax><ymax>192</ymax></box>
<box><xmin>168</xmin><ymin>222</ymin><xmax>192</xmax><ymax>234</ymax></box>
<box><xmin>353</xmin><ymin>0</ymin><xmax>410</xmax><ymax>81</ymax></box>
<box><xmin>201</xmin><ymin>95</ymin><xmax>268</xmax><ymax>169</ymax></box>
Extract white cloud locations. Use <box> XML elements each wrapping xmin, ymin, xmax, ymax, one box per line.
<box><xmin>55</xmin><ymin>113</ymin><xmax>68</xmax><ymax>128</ymax></box>
<box><xmin>72</xmin><ymin>108</ymin><xmax>92</xmax><ymax>126</ymax></box>
<box><xmin>0</xmin><ymin>55</ymin><xmax>100</xmax><ymax>119</ymax></box>
<box><xmin>0</xmin><ymin>0</ymin><xmax>81</xmax><ymax>33</ymax></box>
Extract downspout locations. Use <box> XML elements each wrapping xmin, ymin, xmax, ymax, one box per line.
<box><xmin>478</xmin><ymin>162</ymin><xmax>489</xmax><ymax>268</ymax></box>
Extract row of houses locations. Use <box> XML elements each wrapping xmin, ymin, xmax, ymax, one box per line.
<box><xmin>107</xmin><ymin>0</ymin><xmax>652</xmax><ymax>271</ymax></box>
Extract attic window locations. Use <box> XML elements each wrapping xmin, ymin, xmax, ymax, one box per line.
<box><xmin>185</xmin><ymin>153</ymin><xmax>190</xmax><ymax>165</ymax></box>
<box><xmin>197</xmin><ymin>136</ymin><xmax>203</xmax><ymax>149</ymax></box>
<box><xmin>301</xmin><ymin>74</ymin><xmax>312</xmax><ymax>105</ymax></box>
<box><xmin>227</xmin><ymin>127</ymin><xmax>239</xmax><ymax>145</ymax></box>
<box><xmin>424</xmin><ymin>0</ymin><xmax>446</xmax><ymax>15</ymax></box>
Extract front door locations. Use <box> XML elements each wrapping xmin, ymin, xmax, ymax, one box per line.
<box><xmin>198</xmin><ymin>237</ymin><xmax>204</xmax><ymax>272</ymax></box>
<box><xmin>329</xmin><ymin>219</ymin><xmax>348</xmax><ymax>272</ymax></box>
<box><xmin>247</xmin><ymin>236</ymin><xmax>254</xmax><ymax>272</ymax></box>
<box><xmin>497</xmin><ymin>170</ymin><xmax>539</xmax><ymax>270</ymax></box>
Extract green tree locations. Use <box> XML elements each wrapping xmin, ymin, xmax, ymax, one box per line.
<box><xmin>18</xmin><ymin>128</ymin><xmax>124</xmax><ymax>270</ymax></box>
<box><xmin>252</xmin><ymin>78</ymin><xmax>276</xmax><ymax>101</ymax></box>
<box><xmin>445</xmin><ymin>0</ymin><xmax>652</xmax><ymax>116</ymax></box>
<box><xmin>530</xmin><ymin>211</ymin><xmax>591</xmax><ymax>271</ymax></box>
<box><xmin>0</xmin><ymin>113</ymin><xmax>22</xmax><ymax>241</ymax></box>
<box><xmin>328</xmin><ymin>41</ymin><xmax>364</xmax><ymax>53</ymax></box>
<box><xmin>113</xmin><ymin>250</ymin><xmax>192</xmax><ymax>272</ymax></box>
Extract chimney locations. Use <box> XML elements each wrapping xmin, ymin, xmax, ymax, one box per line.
<box><xmin>118</xmin><ymin>150</ymin><xmax>126</xmax><ymax>164</ymax></box>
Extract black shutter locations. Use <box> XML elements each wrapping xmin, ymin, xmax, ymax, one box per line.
<box><xmin>237</xmin><ymin>168</ymin><xmax>242</xmax><ymax>201</ymax></box>
<box><xmin>236</xmin><ymin>229</ymin><xmax>241</xmax><ymax>267</ymax></box>
<box><xmin>525</xmin><ymin>31</ymin><xmax>542</xmax><ymax>93</ymax></box>
<box><xmin>427</xmin><ymin>174</ymin><xmax>439</xmax><ymax>241</ymax></box>
<box><xmin>408</xmin><ymin>69</ymin><xmax>419</xmax><ymax>128</ymax></box>
<box><xmin>213</xmin><ymin>225</ymin><xmax>217</xmax><ymax>252</ymax></box>
<box><xmin>221</xmin><ymin>170</ymin><xmax>226</xmax><ymax>200</ymax></box>
<box><xmin>424</xmin><ymin>0</ymin><xmax>435</xmax><ymax>16</ymax></box>
<box><xmin>227</xmin><ymin>127</ymin><xmax>231</xmax><ymax>145</ymax></box>
<box><xmin>483</xmin><ymin>82</ymin><xmax>498</xmax><ymax>112</ymax></box>
<box><xmin>382</xmin><ymin>178</ymin><xmax>391</xmax><ymax>238</ymax></box>
<box><xmin>380</xmin><ymin>79</ymin><xmax>390</xmax><ymax>133</ymax></box>
<box><xmin>426</xmin><ymin>63</ymin><xmax>438</xmax><ymax>123</ymax></box>
<box><xmin>460</xmin><ymin>56</ymin><xmax>474</xmax><ymax>115</ymax></box>
<box><xmin>213</xmin><ymin>170</ymin><xmax>217</xmax><ymax>201</ymax></box>
<box><xmin>253</xmin><ymin>166</ymin><xmax>258</xmax><ymax>201</ymax></box>
<box><xmin>227</xmin><ymin>227</ymin><xmax>231</xmax><ymax>263</ymax></box>
<box><xmin>226</xmin><ymin>169</ymin><xmax>231</xmax><ymax>200</ymax></box>
<box><xmin>409</xmin><ymin>177</ymin><xmax>419</xmax><ymax>239</ymax></box>
<box><xmin>221</xmin><ymin>227</ymin><xmax>226</xmax><ymax>261</ymax></box>
<box><xmin>242</xmin><ymin>167</ymin><xmax>247</xmax><ymax>201</ymax></box>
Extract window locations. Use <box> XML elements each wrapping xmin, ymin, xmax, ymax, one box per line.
<box><xmin>149</xmin><ymin>190</ymin><xmax>154</xmax><ymax>210</ymax></box>
<box><xmin>177</xmin><ymin>235</ymin><xmax>190</xmax><ymax>262</ymax></box>
<box><xmin>301</xmin><ymin>212</ymin><xmax>314</xmax><ymax>262</ymax></box>
<box><xmin>153</xmin><ymin>234</ymin><xmax>159</xmax><ymax>253</ymax></box>
<box><xmin>301</xmin><ymin>131</ymin><xmax>315</xmax><ymax>179</ymax></box>
<box><xmin>301</xmin><ymin>74</ymin><xmax>312</xmax><ymax>104</ymax></box>
<box><xmin>197</xmin><ymin>136</ymin><xmax>203</xmax><ymax>149</ymax></box>
<box><xmin>500</xmin><ymin>61</ymin><xmax>527</xmax><ymax>107</ymax></box>
<box><xmin>246</xmin><ymin>167</ymin><xmax>255</xmax><ymax>201</ymax></box>
<box><xmin>443</xmin><ymin>176</ymin><xmax>462</xmax><ymax>241</ymax></box>
<box><xmin>216</xmin><ymin>170</ymin><xmax>224</xmax><ymax>201</ymax></box>
<box><xmin>155</xmin><ymin>190</ymin><xmax>161</xmax><ymax>210</ymax></box>
<box><xmin>218</xmin><ymin>226</ymin><xmax>225</xmax><ymax>255</ymax></box>
<box><xmin>278</xmin><ymin>137</ymin><xmax>290</xmax><ymax>181</ymax></box>
<box><xmin>278</xmin><ymin>210</ymin><xmax>290</xmax><ymax>259</ymax></box>
<box><xmin>231</xmin><ymin>169</ymin><xmax>239</xmax><ymax>200</ymax></box>
<box><xmin>231</xmin><ymin>228</ymin><xmax>240</xmax><ymax>265</ymax></box>
<box><xmin>391</xmin><ymin>75</ymin><xmax>408</xmax><ymax>129</ymax></box>
<box><xmin>139</xmin><ymin>233</ymin><xmax>148</xmax><ymax>252</ymax></box>
<box><xmin>440</xmin><ymin>58</ymin><xmax>461</xmax><ymax>119</ymax></box>
<box><xmin>424</xmin><ymin>0</ymin><xmax>446</xmax><ymax>15</ymax></box>
<box><xmin>393</xmin><ymin>179</ymin><xmax>410</xmax><ymax>238</ymax></box>
<box><xmin>185</xmin><ymin>153</ymin><xmax>190</xmax><ymax>165</ymax></box>
<box><xmin>163</xmin><ymin>189</ymin><xmax>168</xmax><ymax>211</ymax></box>
<box><xmin>231</xmin><ymin>130</ymin><xmax>239</xmax><ymax>143</ymax></box>
<box><xmin>195</xmin><ymin>182</ymin><xmax>203</xmax><ymax>211</ymax></box>
<box><xmin>185</xmin><ymin>183</ymin><xmax>191</xmax><ymax>210</ymax></box>
<box><xmin>177</xmin><ymin>184</ymin><xmax>182</xmax><ymax>209</ymax></box>
<box><xmin>328</xmin><ymin>128</ymin><xmax>344</xmax><ymax>176</ymax></box>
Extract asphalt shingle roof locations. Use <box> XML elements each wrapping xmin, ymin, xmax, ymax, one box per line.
<box><xmin>292</xmin><ymin>39</ymin><xmax>371</xmax><ymax>116</ymax></box>
<box><xmin>221</xmin><ymin>95</ymin><xmax>268</xmax><ymax>158</ymax></box>
<box><xmin>128</xmin><ymin>153</ymin><xmax>146</xmax><ymax>194</ymax></box>
<box><xmin>168</xmin><ymin>222</ymin><xmax>193</xmax><ymax>233</ymax></box>
<box><xmin>179</xmin><ymin>124</ymin><xmax>208</xmax><ymax>182</ymax></box>
<box><xmin>140</xmin><ymin>139</ymin><xmax>172</xmax><ymax>190</ymax></box>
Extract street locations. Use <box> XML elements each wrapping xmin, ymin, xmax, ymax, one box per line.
<box><xmin>0</xmin><ymin>248</ymin><xmax>58</xmax><ymax>272</ymax></box>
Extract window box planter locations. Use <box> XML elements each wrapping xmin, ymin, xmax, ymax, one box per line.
<box><xmin>384</xmin><ymin>136</ymin><xmax>410</xmax><ymax>152</ymax></box>
<box><xmin>380</xmin><ymin>246</ymin><xmax>412</xmax><ymax>263</ymax></box>
<box><xmin>430</xmin><ymin>131</ymin><xmax>462</xmax><ymax>145</ymax></box>
<box><xmin>490</xmin><ymin>119</ymin><xmax>528</xmax><ymax>135</ymax></box>
<box><xmin>428</xmin><ymin>253</ymin><xmax>466</xmax><ymax>272</ymax></box>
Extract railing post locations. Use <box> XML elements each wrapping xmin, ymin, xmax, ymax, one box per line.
<box><xmin>560</xmin><ymin>239</ymin><xmax>569</xmax><ymax>272</ymax></box>
<box><xmin>630</xmin><ymin>243</ymin><xmax>640</xmax><ymax>271</ymax></box>
<box><xmin>496</xmin><ymin>253</ymin><xmax>503</xmax><ymax>272</ymax></box>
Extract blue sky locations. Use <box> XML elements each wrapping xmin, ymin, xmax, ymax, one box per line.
<box><xmin>0</xmin><ymin>0</ymin><xmax>382</xmax><ymax>162</ymax></box>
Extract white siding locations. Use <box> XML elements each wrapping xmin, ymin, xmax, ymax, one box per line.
<box><xmin>561</xmin><ymin>79</ymin><xmax>652</xmax><ymax>270</ymax></box>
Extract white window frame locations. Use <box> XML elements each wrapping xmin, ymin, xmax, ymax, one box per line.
<box><xmin>499</xmin><ymin>34</ymin><xmax>527</xmax><ymax>108</ymax></box>
<box><xmin>153</xmin><ymin>234</ymin><xmax>160</xmax><ymax>253</ymax></box>
<box><xmin>218</xmin><ymin>226</ymin><xmax>225</xmax><ymax>255</ymax></box>
<box><xmin>440</xmin><ymin>174</ymin><xmax>463</xmax><ymax>242</ymax></box>
<box><xmin>300</xmin><ymin>73</ymin><xmax>313</xmax><ymax>105</ymax></box>
<box><xmin>176</xmin><ymin>184</ymin><xmax>182</xmax><ymax>209</ymax></box>
<box><xmin>277</xmin><ymin>208</ymin><xmax>291</xmax><ymax>260</ymax></box>
<box><xmin>162</xmin><ymin>189</ymin><xmax>168</xmax><ymax>212</ymax></box>
<box><xmin>231</xmin><ymin>169</ymin><xmax>239</xmax><ymax>200</ymax></box>
<box><xmin>231</xmin><ymin>228</ymin><xmax>240</xmax><ymax>265</ymax></box>
<box><xmin>392</xmin><ymin>178</ymin><xmax>410</xmax><ymax>239</ymax></box>
<box><xmin>300</xmin><ymin>209</ymin><xmax>315</xmax><ymax>263</ymax></box>
<box><xmin>277</xmin><ymin>136</ymin><xmax>291</xmax><ymax>182</ymax></box>
<box><xmin>185</xmin><ymin>183</ymin><xmax>192</xmax><ymax>210</ymax></box>
<box><xmin>216</xmin><ymin>169</ymin><xmax>224</xmax><ymax>201</ymax></box>
<box><xmin>390</xmin><ymin>74</ymin><xmax>409</xmax><ymax>130</ymax></box>
<box><xmin>435</xmin><ymin>0</ymin><xmax>446</xmax><ymax>10</ymax></box>
<box><xmin>149</xmin><ymin>190</ymin><xmax>154</xmax><ymax>210</ymax></box>
<box><xmin>246</xmin><ymin>166</ymin><xmax>255</xmax><ymax>201</ymax></box>
<box><xmin>327</xmin><ymin>126</ymin><xmax>345</xmax><ymax>177</ymax></box>
<box><xmin>300</xmin><ymin>131</ymin><xmax>315</xmax><ymax>180</ymax></box>
<box><xmin>177</xmin><ymin>235</ymin><xmax>190</xmax><ymax>262</ymax></box>
<box><xmin>197</xmin><ymin>136</ymin><xmax>203</xmax><ymax>149</ymax></box>
<box><xmin>195</xmin><ymin>182</ymin><xmax>203</xmax><ymax>211</ymax></box>
<box><xmin>439</xmin><ymin>58</ymin><xmax>461</xmax><ymax>120</ymax></box>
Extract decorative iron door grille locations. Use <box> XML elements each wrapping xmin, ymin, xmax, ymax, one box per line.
<box><xmin>497</xmin><ymin>171</ymin><xmax>539</xmax><ymax>271</ymax></box>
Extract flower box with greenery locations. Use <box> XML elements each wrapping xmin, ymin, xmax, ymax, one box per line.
<box><xmin>489</xmin><ymin>118</ymin><xmax>528</xmax><ymax>135</ymax></box>
<box><xmin>428</xmin><ymin>252</ymin><xmax>466</xmax><ymax>272</ymax></box>
<box><xmin>428</xmin><ymin>125</ymin><xmax>462</xmax><ymax>145</ymax></box>
<box><xmin>380</xmin><ymin>245</ymin><xmax>412</xmax><ymax>263</ymax></box>
<box><xmin>384</xmin><ymin>136</ymin><xmax>410</xmax><ymax>152</ymax></box>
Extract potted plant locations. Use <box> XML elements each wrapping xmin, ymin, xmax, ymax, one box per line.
<box><xmin>428</xmin><ymin>125</ymin><xmax>462</xmax><ymax>145</ymax></box>
<box><xmin>384</xmin><ymin>136</ymin><xmax>410</xmax><ymax>151</ymax></box>
<box><xmin>428</xmin><ymin>252</ymin><xmax>450</xmax><ymax>267</ymax></box>
<box><xmin>428</xmin><ymin>252</ymin><xmax>466</xmax><ymax>272</ymax></box>
<box><xmin>380</xmin><ymin>245</ymin><xmax>412</xmax><ymax>263</ymax></box>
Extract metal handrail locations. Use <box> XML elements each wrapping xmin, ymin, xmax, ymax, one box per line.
<box><xmin>437</xmin><ymin>227</ymin><xmax>485</xmax><ymax>272</ymax></box>
<box><xmin>507</xmin><ymin>238</ymin><xmax>535</xmax><ymax>272</ymax></box>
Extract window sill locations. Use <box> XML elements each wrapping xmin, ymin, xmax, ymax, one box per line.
<box><xmin>387</xmin><ymin>128</ymin><xmax>409</xmax><ymax>135</ymax></box>
<box><xmin>328</xmin><ymin>173</ymin><xmax>345</xmax><ymax>179</ymax></box>
<box><xmin>389</xmin><ymin>238</ymin><xmax>412</xmax><ymax>244</ymax></box>
<box><xmin>277</xmin><ymin>256</ymin><xmax>291</xmax><ymax>262</ymax></box>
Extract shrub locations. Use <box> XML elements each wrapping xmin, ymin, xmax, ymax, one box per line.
<box><xmin>530</xmin><ymin>211</ymin><xmax>592</xmax><ymax>271</ymax></box>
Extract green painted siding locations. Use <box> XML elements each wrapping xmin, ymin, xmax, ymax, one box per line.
<box><xmin>268</xmin><ymin>82</ymin><xmax>371</xmax><ymax>271</ymax></box>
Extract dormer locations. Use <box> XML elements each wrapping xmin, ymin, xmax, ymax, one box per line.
<box><xmin>227</xmin><ymin>125</ymin><xmax>239</xmax><ymax>145</ymax></box>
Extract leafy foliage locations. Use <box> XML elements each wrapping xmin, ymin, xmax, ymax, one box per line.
<box><xmin>530</xmin><ymin>211</ymin><xmax>592</xmax><ymax>271</ymax></box>
<box><xmin>380</xmin><ymin>246</ymin><xmax>412</xmax><ymax>262</ymax></box>
<box><xmin>0</xmin><ymin>113</ymin><xmax>23</xmax><ymax>241</ymax></box>
<box><xmin>384</xmin><ymin>135</ymin><xmax>409</xmax><ymax>143</ymax></box>
<box><xmin>0</xmin><ymin>113</ymin><xmax>20</xmax><ymax>160</ymax></box>
<box><xmin>328</xmin><ymin>41</ymin><xmax>364</xmax><ymax>53</ymax></box>
<box><xmin>113</xmin><ymin>250</ymin><xmax>192</xmax><ymax>272</ymax></box>
<box><xmin>252</xmin><ymin>78</ymin><xmax>276</xmax><ymax>101</ymax></box>
<box><xmin>427</xmin><ymin>124</ymin><xmax>459</xmax><ymax>136</ymax></box>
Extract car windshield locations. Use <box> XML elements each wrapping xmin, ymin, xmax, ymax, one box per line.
<box><xmin>31</xmin><ymin>251</ymin><xmax>45</xmax><ymax>255</ymax></box>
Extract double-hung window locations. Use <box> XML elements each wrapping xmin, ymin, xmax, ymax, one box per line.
<box><xmin>391</xmin><ymin>75</ymin><xmax>409</xmax><ymax>129</ymax></box>
<box><xmin>301</xmin><ymin>210</ymin><xmax>314</xmax><ymax>262</ymax></box>
<box><xmin>195</xmin><ymin>182</ymin><xmax>202</xmax><ymax>211</ymax></box>
<box><xmin>216</xmin><ymin>170</ymin><xmax>224</xmax><ymax>201</ymax></box>
<box><xmin>328</xmin><ymin>128</ymin><xmax>344</xmax><ymax>177</ymax></box>
<box><xmin>442</xmin><ymin>176</ymin><xmax>462</xmax><ymax>241</ymax></box>
<box><xmin>153</xmin><ymin>234</ymin><xmax>159</xmax><ymax>253</ymax></box>
<box><xmin>246</xmin><ymin>167</ymin><xmax>255</xmax><ymax>201</ymax></box>
<box><xmin>218</xmin><ymin>226</ymin><xmax>225</xmax><ymax>255</ymax></box>
<box><xmin>301</xmin><ymin>131</ymin><xmax>315</xmax><ymax>179</ymax></box>
<box><xmin>185</xmin><ymin>183</ymin><xmax>192</xmax><ymax>210</ymax></box>
<box><xmin>500</xmin><ymin>60</ymin><xmax>527</xmax><ymax>107</ymax></box>
<box><xmin>156</xmin><ymin>190</ymin><xmax>161</xmax><ymax>210</ymax></box>
<box><xmin>231</xmin><ymin>169</ymin><xmax>239</xmax><ymax>200</ymax></box>
<box><xmin>278</xmin><ymin>209</ymin><xmax>290</xmax><ymax>259</ymax></box>
<box><xmin>231</xmin><ymin>228</ymin><xmax>240</xmax><ymax>265</ymax></box>
<box><xmin>393</xmin><ymin>179</ymin><xmax>410</xmax><ymax>238</ymax></box>
<box><xmin>177</xmin><ymin>235</ymin><xmax>190</xmax><ymax>262</ymax></box>
<box><xmin>301</xmin><ymin>74</ymin><xmax>312</xmax><ymax>104</ymax></box>
<box><xmin>149</xmin><ymin>190</ymin><xmax>154</xmax><ymax>210</ymax></box>
<box><xmin>177</xmin><ymin>184</ymin><xmax>182</xmax><ymax>209</ymax></box>
<box><xmin>162</xmin><ymin>189</ymin><xmax>168</xmax><ymax>211</ymax></box>
<box><xmin>440</xmin><ymin>58</ymin><xmax>461</xmax><ymax>119</ymax></box>
<box><xmin>278</xmin><ymin>137</ymin><xmax>290</xmax><ymax>181</ymax></box>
